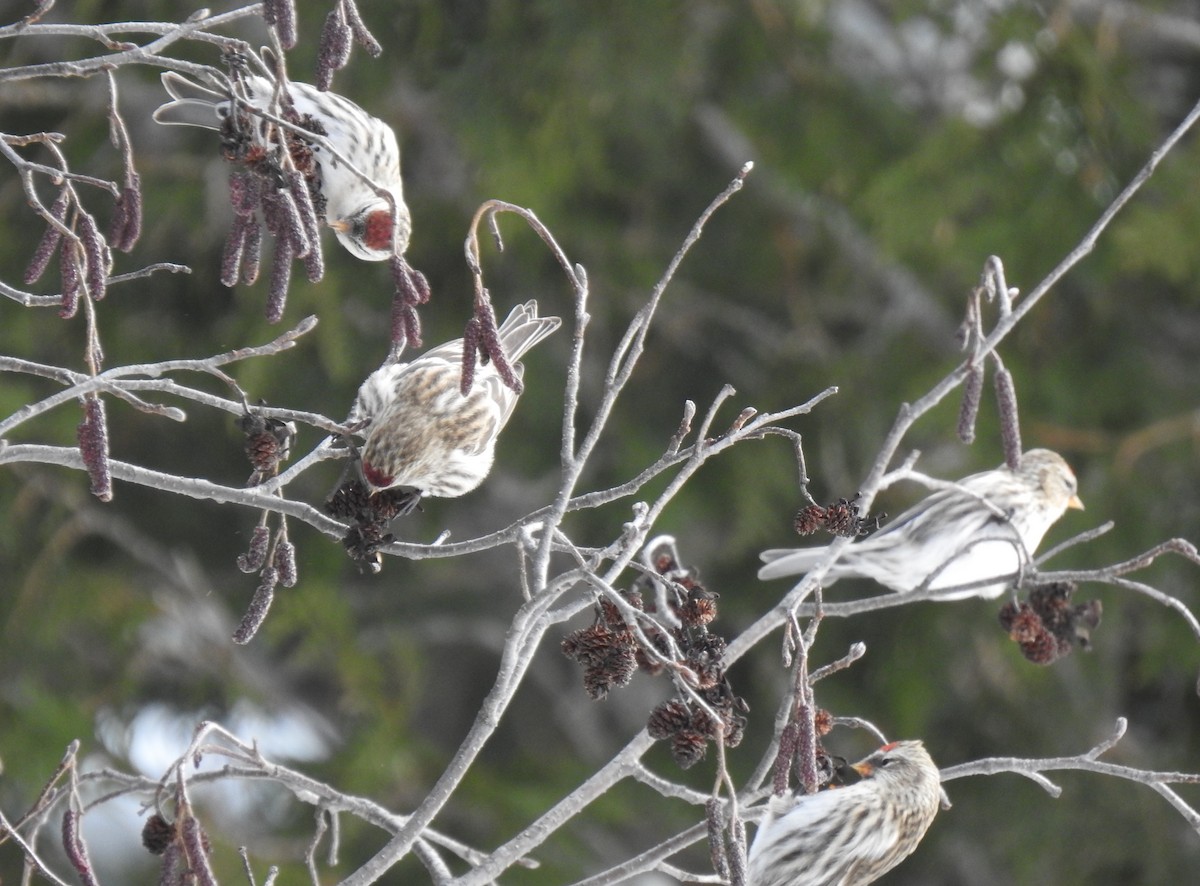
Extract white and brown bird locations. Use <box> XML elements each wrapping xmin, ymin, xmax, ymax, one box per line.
<box><xmin>350</xmin><ymin>300</ymin><xmax>560</xmax><ymax>504</ymax></box>
<box><xmin>747</xmin><ymin>740</ymin><xmax>942</xmax><ymax>886</ymax></box>
<box><xmin>759</xmin><ymin>449</ymin><xmax>1083</xmax><ymax>601</ymax></box>
<box><xmin>154</xmin><ymin>68</ymin><xmax>408</xmax><ymax>261</ymax></box>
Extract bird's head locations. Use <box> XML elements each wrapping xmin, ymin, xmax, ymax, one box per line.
<box><xmin>1022</xmin><ymin>448</ymin><xmax>1085</xmax><ymax>514</ymax></box>
<box><xmin>852</xmin><ymin>740</ymin><xmax>940</xmax><ymax>793</ymax></box>
<box><xmin>361</xmin><ymin>458</ymin><xmax>394</xmax><ymax>492</ymax></box>
<box><xmin>332</xmin><ymin>197</ymin><xmax>411</xmax><ymax>261</ymax></box>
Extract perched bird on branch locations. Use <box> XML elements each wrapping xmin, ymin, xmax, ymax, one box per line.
<box><xmin>350</xmin><ymin>300</ymin><xmax>561</xmax><ymax>506</ymax></box>
<box><xmin>747</xmin><ymin>740</ymin><xmax>942</xmax><ymax>886</ymax></box>
<box><xmin>154</xmin><ymin>66</ymin><xmax>409</xmax><ymax>262</ymax></box>
<box><xmin>759</xmin><ymin>449</ymin><xmax>1083</xmax><ymax>600</ymax></box>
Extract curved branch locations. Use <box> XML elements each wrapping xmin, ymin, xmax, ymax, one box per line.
<box><xmin>940</xmin><ymin>719</ymin><xmax>1200</xmax><ymax>832</ymax></box>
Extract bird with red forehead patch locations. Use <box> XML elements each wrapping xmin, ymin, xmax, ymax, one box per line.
<box><xmin>748</xmin><ymin>740</ymin><xmax>942</xmax><ymax>886</ymax></box>
<box><xmin>154</xmin><ymin>67</ymin><xmax>409</xmax><ymax>262</ymax></box>
<box><xmin>350</xmin><ymin>300</ymin><xmax>561</xmax><ymax>508</ymax></box>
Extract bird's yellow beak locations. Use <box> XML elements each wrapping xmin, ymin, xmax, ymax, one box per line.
<box><xmin>1068</xmin><ymin>495</ymin><xmax>1084</xmax><ymax>510</ymax></box>
<box><xmin>330</xmin><ymin>218</ymin><xmax>349</xmax><ymax>233</ymax></box>
<box><xmin>851</xmin><ymin>760</ymin><xmax>874</xmax><ymax>778</ymax></box>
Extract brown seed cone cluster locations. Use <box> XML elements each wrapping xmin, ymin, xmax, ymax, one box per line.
<box><xmin>560</xmin><ymin>614</ymin><xmax>639</xmax><ymax>701</ymax></box>
<box><xmin>141</xmin><ymin>813</ymin><xmax>175</xmax><ymax>855</ymax></box>
<box><xmin>793</xmin><ymin>492</ymin><xmax>884</xmax><ymax>538</ymax></box>
<box><xmin>647</xmin><ymin>683</ymin><xmax>748</xmax><ymax>770</ymax></box>
<box><xmin>238</xmin><ymin>411</ymin><xmax>295</xmax><ymax>486</ymax></box>
<box><xmin>325</xmin><ymin>477</ymin><xmax>420</xmax><ymax>573</ymax></box>
<box><xmin>561</xmin><ymin>549</ymin><xmax>749</xmax><ymax>769</ymax></box>
<box><xmin>139</xmin><ymin>811</ymin><xmax>215</xmax><ymax>884</ymax></box>
<box><xmin>999</xmin><ymin>581</ymin><xmax>1102</xmax><ymax>665</ymax></box>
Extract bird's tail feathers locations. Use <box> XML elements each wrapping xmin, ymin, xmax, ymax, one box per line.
<box><xmin>757</xmin><ymin>548</ymin><xmax>825</xmax><ymax>581</ymax></box>
<box><xmin>153</xmin><ymin>72</ymin><xmax>225</xmax><ymax>130</ymax></box>
<box><xmin>498</xmin><ymin>300</ymin><xmax>562</xmax><ymax>361</ymax></box>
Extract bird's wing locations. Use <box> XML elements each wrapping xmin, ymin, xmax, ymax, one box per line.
<box><xmin>414</xmin><ymin>337</ymin><xmax>468</xmax><ymax>364</ymax></box>
<box><xmin>758</xmin><ymin>786</ymin><xmax>848</xmax><ymax>833</ymax></box>
<box><xmin>842</xmin><ymin>795</ymin><xmax>902</xmax><ymax>871</ymax></box>
<box><xmin>756</xmin><ymin>488</ymin><xmax>958</xmax><ymax>581</ymax></box>
<box><xmin>485</xmin><ymin>363</ymin><xmax>525</xmax><ymax>430</ymax></box>
<box><xmin>757</xmin><ymin>547</ymin><xmax>825</xmax><ymax>581</ymax></box>
<box><xmin>751</xmin><ymin>789</ymin><xmax>866</xmax><ymax>886</ymax></box>
<box><xmin>758</xmin><ymin>483</ymin><xmax>1001</xmax><ymax>584</ymax></box>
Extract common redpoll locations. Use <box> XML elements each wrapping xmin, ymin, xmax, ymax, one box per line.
<box><xmin>154</xmin><ymin>69</ymin><xmax>408</xmax><ymax>261</ymax></box>
<box><xmin>351</xmin><ymin>300</ymin><xmax>560</xmax><ymax>502</ymax></box>
<box><xmin>759</xmin><ymin>449</ymin><xmax>1083</xmax><ymax>601</ymax></box>
<box><xmin>747</xmin><ymin>740</ymin><xmax>941</xmax><ymax>886</ymax></box>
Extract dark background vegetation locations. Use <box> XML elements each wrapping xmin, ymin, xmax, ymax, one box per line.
<box><xmin>3</xmin><ymin>1</ymin><xmax>1199</xmax><ymax>882</ymax></box>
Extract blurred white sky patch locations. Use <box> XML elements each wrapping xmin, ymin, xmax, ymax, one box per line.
<box><xmin>119</xmin><ymin>699</ymin><xmax>334</xmax><ymax>775</ymax></box>
<box><xmin>75</xmin><ymin>700</ymin><xmax>335</xmax><ymax>879</ymax></box>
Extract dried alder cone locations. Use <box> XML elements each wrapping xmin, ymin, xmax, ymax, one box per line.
<box><xmin>239</xmin><ymin>409</ymin><xmax>295</xmax><ymax>486</ymax></box>
<box><xmin>646</xmin><ymin>684</ymin><xmax>747</xmax><ymax>770</ymax></box>
<box><xmin>793</xmin><ymin>492</ymin><xmax>884</xmax><ymax>538</ymax></box>
<box><xmin>324</xmin><ymin>478</ymin><xmax>418</xmax><ymax>573</ymax></box>
<box><xmin>141</xmin><ymin>813</ymin><xmax>175</xmax><ymax>855</ymax></box>
<box><xmin>562</xmin><ymin>548</ymin><xmax>748</xmax><ymax>769</ymax></box>
<box><xmin>748</xmin><ymin>740</ymin><xmax>942</xmax><ymax>886</ymax></box>
<box><xmin>761</xmin><ymin>449</ymin><xmax>1084</xmax><ymax>601</ymax></box>
<box><xmin>140</xmin><ymin>811</ymin><xmax>215</xmax><ymax>885</ymax></box>
<box><xmin>560</xmin><ymin>602</ymin><xmax>639</xmax><ymax>701</ymax></box>
<box><xmin>999</xmin><ymin>581</ymin><xmax>1102</xmax><ymax>665</ymax></box>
